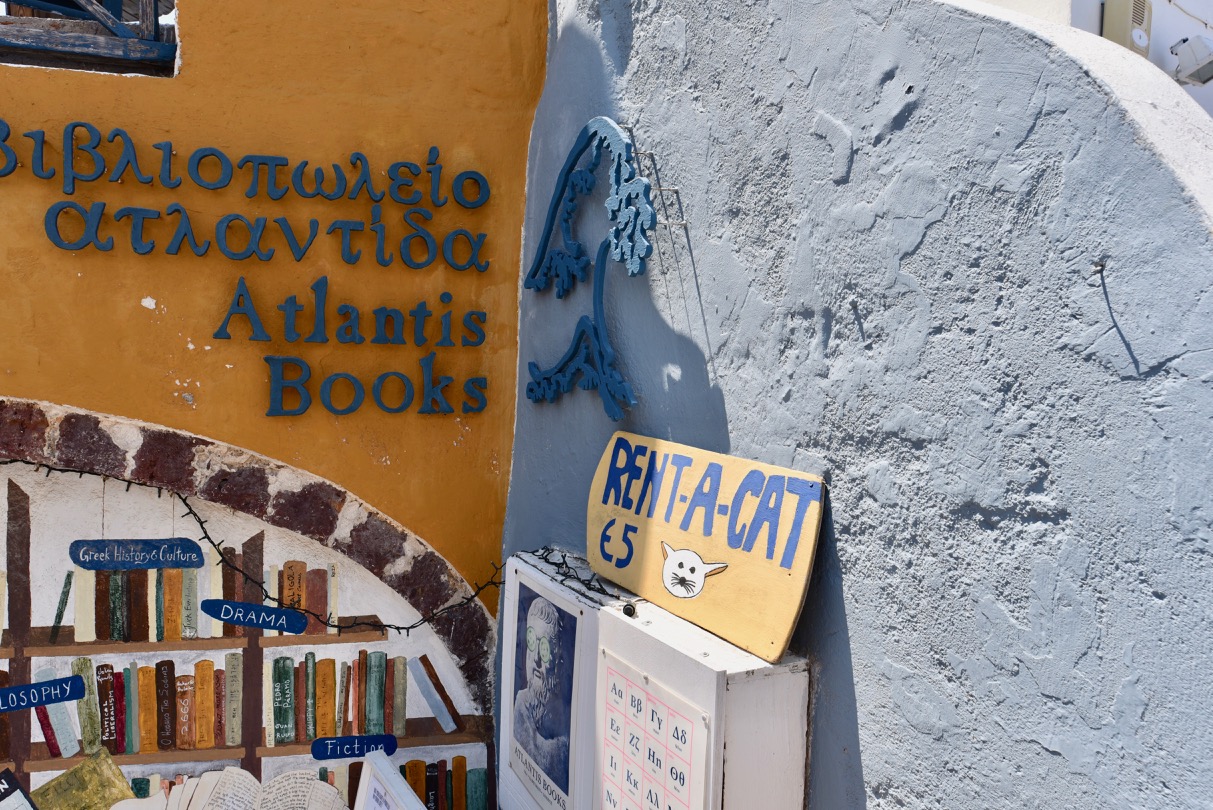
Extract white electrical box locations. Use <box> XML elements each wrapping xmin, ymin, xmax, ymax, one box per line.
<box><xmin>499</xmin><ymin>551</ymin><xmax>811</xmax><ymax>810</ymax></box>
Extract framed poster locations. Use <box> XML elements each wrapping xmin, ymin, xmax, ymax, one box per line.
<box><xmin>500</xmin><ymin>554</ymin><xmax>607</xmax><ymax>810</ymax></box>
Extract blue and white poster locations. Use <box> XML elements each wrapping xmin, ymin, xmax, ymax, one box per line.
<box><xmin>510</xmin><ymin>582</ymin><xmax>578</xmax><ymax>810</ymax></box>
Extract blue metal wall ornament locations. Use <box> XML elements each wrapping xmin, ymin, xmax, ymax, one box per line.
<box><xmin>523</xmin><ymin>117</ymin><xmax>656</xmax><ymax>420</ymax></box>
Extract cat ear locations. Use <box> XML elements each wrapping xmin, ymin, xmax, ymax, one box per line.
<box><xmin>661</xmin><ymin>541</ymin><xmax>673</xmax><ymax>560</ymax></box>
<box><xmin>703</xmin><ymin>562</ymin><xmax>728</xmax><ymax>577</ymax></box>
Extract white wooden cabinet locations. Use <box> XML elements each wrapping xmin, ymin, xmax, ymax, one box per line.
<box><xmin>499</xmin><ymin>552</ymin><xmax>811</xmax><ymax>810</ymax></box>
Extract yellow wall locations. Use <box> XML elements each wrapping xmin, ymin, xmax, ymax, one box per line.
<box><xmin>0</xmin><ymin>0</ymin><xmax>547</xmax><ymax>598</ymax></box>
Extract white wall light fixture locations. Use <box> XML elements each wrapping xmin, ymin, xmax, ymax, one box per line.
<box><xmin>1171</xmin><ymin>35</ymin><xmax>1213</xmax><ymax>85</ymax></box>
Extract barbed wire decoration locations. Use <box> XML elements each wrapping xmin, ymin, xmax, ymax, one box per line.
<box><xmin>0</xmin><ymin>458</ymin><xmax>501</xmax><ymax>637</ymax></box>
<box><xmin>517</xmin><ymin>545</ymin><xmax>644</xmax><ymax>605</ymax></box>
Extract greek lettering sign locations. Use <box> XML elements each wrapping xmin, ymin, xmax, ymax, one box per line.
<box><xmin>587</xmin><ymin>432</ymin><xmax>825</xmax><ymax>662</ymax></box>
<box><xmin>311</xmin><ymin>734</ymin><xmax>398</xmax><ymax>760</ymax></box>
<box><xmin>200</xmin><ymin>599</ymin><xmax>307</xmax><ymax>634</ymax></box>
<box><xmin>0</xmin><ymin>118</ymin><xmax>493</xmax><ymax>420</ymax></box>
<box><xmin>0</xmin><ymin>676</ymin><xmax>85</xmax><ymax>714</ymax></box>
<box><xmin>69</xmin><ymin>538</ymin><xmax>204</xmax><ymax>570</ymax></box>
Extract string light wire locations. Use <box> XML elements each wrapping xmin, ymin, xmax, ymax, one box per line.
<box><xmin>0</xmin><ymin>458</ymin><xmax>501</xmax><ymax>637</ymax></box>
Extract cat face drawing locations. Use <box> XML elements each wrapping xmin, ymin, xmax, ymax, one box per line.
<box><xmin>660</xmin><ymin>542</ymin><xmax>728</xmax><ymax>599</ymax></box>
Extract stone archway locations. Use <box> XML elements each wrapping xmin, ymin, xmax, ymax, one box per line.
<box><xmin>0</xmin><ymin>397</ymin><xmax>495</xmax><ymax>711</ymax></box>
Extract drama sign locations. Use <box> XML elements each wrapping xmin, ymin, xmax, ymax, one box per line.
<box><xmin>587</xmin><ymin>432</ymin><xmax>825</xmax><ymax>662</ymax></box>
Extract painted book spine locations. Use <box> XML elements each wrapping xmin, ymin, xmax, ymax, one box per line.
<box><xmin>304</xmin><ymin>568</ymin><xmax>327</xmax><ymax>634</ymax></box>
<box><xmin>213</xmin><ymin>668</ymin><xmax>225</xmax><ymax>747</ymax></box>
<box><xmin>338</xmin><ymin>662</ymin><xmax>351</xmax><ymax>736</ymax></box>
<box><xmin>327</xmin><ymin>563</ymin><xmax>339</xmax><ymax>635</ymax></box>
<box><xmin>282</xmin><ymin>560</ymin><xmax>307</xmax><ymax>613</ymax></box>
<box><xmin>112</xmin><ymin>669</ymin><xmax>126</xmax><ymax>754</ymax></box>
<box><xmin>223</xmin><ymin>652</ymin><xmax>242</xmax><ymax>748</ymax></box>
<box><xmin>334</xmin><ymin>765</ymin><xmax>349</xmax><ymax>807</ymax></box>
<box><xmin>452</xmin><ymin>756</ymin><xmax>467</xmax><ymax>810</ymax></box>
<box><xmin>221</xmin><ymin>550</ymin><xmax>237</xmax><ymax>637</ymax></box>
<box><xmin>392</xmin><ymin>656</ymin><xmax>407</xmax><ymax>737</ymax></box>
<box><xmin>174</xmin><ymin>675</ymin><xmax>195</xmax><ymax>751</ymax></box>
<box><xmin>350</xmin><ymin>656</ymin><xmax>361</xmax><ymax>736</ymax></box>
<box><xmin>294</xmin><ymin>663</ymin><xmax>305</xmax><ymax>744</ymax></box>
<box><xmin>466</xmin><ymin>769</ymin><xmax>488</xmax><ymax>810</ymax></box>
<box><xmin>128</xmin><ymin>570</ymin><xmax>149</xmax><ymax>643</ymax></box>
<box><xmin>74</xmin><ymin>568</ymin><xmax>96</xmax><ymax>643</ymax></box>
<box><xmin>316</xmin><ymin>658</ymin><xmax>336</xmax><ymax>739</ymax></box>
<box><xmin>263</xmin><ymin>661</ymin><xmax>274</xmax><ymax>749</ymax></box>
<box><xmin>162</xmin><ymin>568</ymin><xmax>183</xmax><ymax>642</ymax></box>
<box><xmin>404</xmin><ymin>760</ymin><xmax>426</xmax><ymax>802</ymax></box>
<box><xmin>206</xmin><ymin>547</ymin><xmax>223</xmax><ymax>639</ymax></box>
<box><xmin>409</xmin><ymin>655</ymin><xmax>458</xmax><ymax>733</ymax></box>
<box><xmin>72</xmin><ymin>657</ymin><xmax>102</xmax><ymax>754</ymax></box>
<box><xmin>125</xmin><ymin>663</ymin><xmax>139</xmax><ymax>754</ymax></box>
<box><xmin>425</xmin><ymin>762</ymin><xmax>438</xmax><ymax>810</ymax></box>
<box><xmin>357</xmin><ymin>649</ymin><xmax>368</xmax><ymax>734</ymax></box>
<box><xmin>383</xmin><ymin>660</ymin><xmax>393</xmax><ymax>741</ymax></box>
<box><xmin>365</xmin><ymin>651</ymin><xmax>386</xmax><ymax>736</ymax></box>
<box><xmin>36</xmin><ymin>665</ymin><xmax>80</xmax><ymax>758</ymax></box>
<box><xmin>94</xmin><ymin>570</ymin><xmax>111</xmax><ymax>642</ymax></box>
<box><xmin>49</xmin><ymin>570</ymin><xmax>72</xmax><ymax>644</ymax></box>
<box><xmin>96</xmin><ymin>663</ymin><xmax>118</xmax><ymax>754</ymax></box>
<box><xmin>181</xmin><ymin>568</ymin><xmax>198</xmax><ymax>639</ymax></box>
<box><xmin>34</xmin><ymin>705</ymin><xmax>59</xmax><ymax>758</ymax></box>
<box><xmin>349</xmin><ymin>762</ymin><xmax>364</xmax><ymax>810</ymax></box>
<box><xmin>265</xmin><ymin>564</ymin><xmax>279</xmax><ymax>638</ymax></box>
<box><xmin>155</xmin><ymin>659</ymin><xmax>175</xmax><ymax>751</ymax></box>
<box><xmin>196</xmin><ymin>553</ymin><xmax>212</xmax><ymax>640</ymax></box>
<box><xmin>153</xmin><ymin>569</ymin><xmax>163</xmax><ymax>642</ymax></box>
<box><xmin>437</xmin><ymin>759</ymin><xmax>447</xmax><ymax>810</ymax></box>
<box><xmin>109</xmin><ymin>570</ymin><xmax>127</xmax><ymax>642</ymax></box>
<box><xmin>194</xmin><ymin>660</ymin><xmax>215</xmax><ymax>749</ymax></box>
<box><xmin>137</xmin><ymin>666</ymin><xmax>157</xmax><ymax>753</ymax></box>
<box><xmin>272</xmin><ymin>656</ymin><xmax>295</xmax><ymax>744</ymax></box>
<box><xmin>241</xmin><ymin>533</ymin><xmax>264</xmax><ymax>639</ymax></box>
<box><xmin>305</xmin><ymin>652</ymin><xmax>317</xmax><ymax>741</ymax></box>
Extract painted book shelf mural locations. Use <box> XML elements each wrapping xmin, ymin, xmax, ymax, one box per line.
<box><xmin>0</xmin><ymin>461</ymin><xmax>490</xmax><ymax>809</ymax></box>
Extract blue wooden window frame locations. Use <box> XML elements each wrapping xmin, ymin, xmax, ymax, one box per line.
<box><xmin>0</xmin><ymin>0</ymin><xmax>176</xmax><ymax>73</ymax></box>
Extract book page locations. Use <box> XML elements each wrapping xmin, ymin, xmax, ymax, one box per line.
<box><xmin>186</xmin><ymin>771</ymin><xmax>223</xmax><ymax>810</ymax></box>
<box><xmin>198</xmin><ymin>767</ymin><xmax>261</xmax><ymax>810</ymax></box>
<box><xmin>308</xmin><ymin>782</ymin><xmax>344</xmax><ymax>810</ymax></box>
<box><xmin>258</xmin><ymin>771</ymin><xmax>340</xmax><ymax>810</ymax></box>
<box><xmin>175</xmin><ymin>778</ymin><xmax>200</xmax><ymax>810</ymax></box>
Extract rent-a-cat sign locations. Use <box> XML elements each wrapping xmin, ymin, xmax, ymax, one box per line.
<box><xmin>587</xmin><ymin>431</ymin><xmax>825</xmax><ymax>662</ymax></box>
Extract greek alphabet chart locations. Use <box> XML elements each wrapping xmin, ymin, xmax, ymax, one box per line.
<box><xmin>598</xmin><ymin>650</ymin><xmax>708</xmax><ymax>810</ymax></box>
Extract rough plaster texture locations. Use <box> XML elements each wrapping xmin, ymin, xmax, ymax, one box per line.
<box><xmin>504</xmin><ymin>0</ymin><xmax>1213</xmax><ymax>806</ymax></box>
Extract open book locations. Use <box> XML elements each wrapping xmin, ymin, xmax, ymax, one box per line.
<box><xmin>112</xmin><ymin>768</ymin><xmax>345</xmax><ymax>810</ymax></box>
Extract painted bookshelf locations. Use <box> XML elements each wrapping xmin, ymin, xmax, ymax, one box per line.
<box><xmin>2</xmin><ymin>523</ymin><xmax>488</xmax><ymax>788</ymax></box>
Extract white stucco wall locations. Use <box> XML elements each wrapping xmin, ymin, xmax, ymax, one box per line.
<box><xmin>504</xmin><ymin>0</ymin><xmax>1213</xmax><ymax>807</ymax></box>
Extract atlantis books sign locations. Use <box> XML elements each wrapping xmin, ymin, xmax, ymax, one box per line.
<box><xmin>587</xmin><ymin>432</ymin><xmax>825</xmax><ymax>662</ymax></box>
<box><xmin>0</xmin><ymin>118</ymin><xmax>493</xmax><ymax>420</ymax></box>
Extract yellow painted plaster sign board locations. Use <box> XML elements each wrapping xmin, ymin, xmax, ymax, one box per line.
<box><xmin>586</xmin><ymin>431</ymin><xmax>825</xmax><ymax>662</ymax></box>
